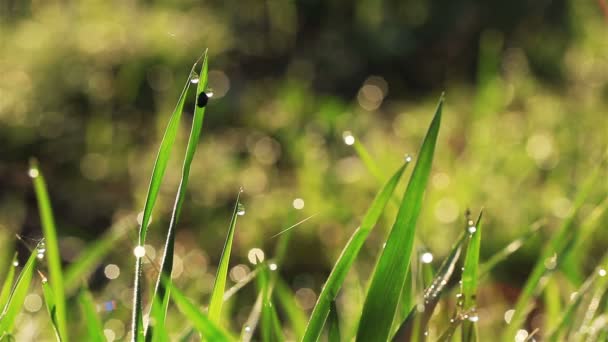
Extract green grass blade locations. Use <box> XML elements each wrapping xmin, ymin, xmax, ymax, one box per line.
<box><xmin>29</xmin><ymin>161</ymin><xmax>68</xmax><ymax>341</ymax></box>
<box><xmin>241</xmin><ymin>291</ymin><xmax>263</xmax><ymax>342</ymax></box>
<box><xmin>0</xmin><ymin>242</ymin><xmax>38</xmax><ymax>334</ymax></box>
<box><xmin>64</xmin><ymin>215</ymin><xmax>133</xmax><ymax>292</ymax></box>
<box><xmin>168</xmin><ymin>278</ymin><xmax>235</xmax><ymax>341</ymax></box>
<box><xmin>327</xmin><ymin>300</ymin><xmax>341</xmax><ymax>342</ymax></box>
<box><xmin>39</xmin><ymin>272</ymin><xmax>61</xmax><ymax>341</ymax></box>
<box><xmin>78</xmin><ymin>288</ymin><xmax>104</xmax><ymax>342</ymax></box>
<box><xmin>356</xmin><ymin>95</ymin><xmax>443</xmax><ymax>342</ymax></box>
<box><xmin>146</xmin><ymin>51</ymin><xmax>209</xmax><ymax>340</ymax></box>
<box><xmin>393</xmin><ymin>233</ymin><xmax>466</xmax><ymax>341</ymax></box>
<box><xmin>258</xmin><ymin>264</ymin><xmax>284</xmax><ymax>342</ymax></box>
<box><xmin>502</xmin><ymin>165</ymin><xmax>601</xmax><ymax>341</ymax></box>
<box><xmin>302</xmin><ymin>163</ymin><xmax>408</xmax><ymax>341</ymax></box>
<box><xmin>274</xmin><ymin>277</ymin><xmax>307</xmax><ymax>340</ymax></box>
<box><xmin>461</xmin><ymin>212</ymin><xmax>483</xmax><ymax>342</ymax></box>
<box><xmin>208</xmin><ymin>191</ymin><xmax>242</xmax><ymax>324</ymax></box>
<box><xmin>352</xmin><ymin>139</ymin><xmax>385</xmax><ymax>183</ymax></box>
<box><xmin>0</xmin><ymin>254</ymin><xmax>17</xmax><ymax>309</ymax></box>
<box><xmin>131</xmin><ymin>54</ymin><xmax>203</xmax><ymax>342</ymax></box>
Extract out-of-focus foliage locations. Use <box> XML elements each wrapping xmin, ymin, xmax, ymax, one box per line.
<box><xmin>0</xmin><ymin>0</ymin><xmax>606</xmax><ymax>340</ymax></box>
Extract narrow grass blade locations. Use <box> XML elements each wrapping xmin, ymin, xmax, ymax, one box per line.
<box><xmin>0</xmin><ymin>254</ymin><xmax>17</xmax><ymax>309</ymax></box>
<box><xmin>29</xmin><ymin>161</ymin><xmax>68</xmax><ymax>341</ymax></box>
<box><xmin>131</xmin><ymin>54</ymin><xmax>203</xmax><ymax>341</ymax></box>
<box><xmin>352</xmin><ymin>140</ymin><xmax>385</xmax><ymax>183</ymax></box>
<box><xmin>208</xmin><ymin>190</ymin><xmax>242</xmax><ymax>324</ymax></box>
<box><xmin>78</xmin><ymin>288</ymin><xmax>104</xmax><ymax>342</ymax></box>
<box><xmin>502</xmin><ymin>165</ymin><xmax>601</xmax><ymax>341</ymax></box>
<box><xmin>39</xmin><ymin>272</ymin><xmax>61</xmax><ymax>341</ymax></box>
<box><xmin>274</xmin><ymin>277</ymin><xmax>307</xmax><ymax>339</ymax></box>
<box><xmin>356</xmin><ymin>95</ymin><xmax>443</xmax><ymax>342</ymax></box>
<box><xmin>461</xmin><ymin>212</ymin><xmax>483</xmax><ymax>342</ymax></box>
<box><xmin>393</xmin><ymin>233</ymin><xmax>465</xmax><ymax>341</ymax></box>
<box><xmin>241</xmin><ymin>291</ymin><xmax>263</xmax><ymax>342</ymax></box>
<box><xmin>168</xmin><ymin>278</ymin><xmax>235</xmax><ymax>341</ymax></box>
<box><xmin>146</xmin><ymin>51</ymin><xmax>209</xmax><ymax>340</ymax></box>
<box><xmin>543</xmin><ymin>278</ymin><xmax>561</xmax><ymax>334</ymax></box>
<box><xmin>258</xmin><ymin>264</ymin><xmax>284</xmax><ymax>342</ymax></box>
<box><xmin>302</xmin><ymin>163</ymin><xmax>408</xmax><ymax>341</ymax></box>
<box><xmin>0</xmin><ymin>242</ymin><xmax>38</xmax><ymax>334</ymax></box>
<box><xmin>577</xmin><ymin>269</ymin><xmax>608</xmax><ymax>340</ymax></box>
<box><xmin>64</xmin><ymin>215</ymin><xmax>133</xmax><ymax>292</ymax></box>
<box><xmin>327</xmin><ymin>300</ymin><xmax>341</xmax><ymax>342</ymax></box>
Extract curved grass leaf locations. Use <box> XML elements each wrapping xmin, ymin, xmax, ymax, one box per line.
<box><xmin>167</xmin><ymin>278</ymin><xmax>235</xmax><ymax>341</ymax></box>
<box><xmin>131</xmin><ymin>53</ymin><xmax>204</xmax><ymax>341</ymax></box>
<box><xmin>461</xmin><ymin>212</ymin><xmax>483</xmax><ymax>342</ymax></box>
<box><xmin>302</xmin><ymin>163</ymin><xmax>408</xmax><ymax>341</ymax></box>
<box><xmin>327</xmin><ymin>300</ymin><xmax>341</xmax><ymax>342</ymax></box>
<box><xmin>0</xmin><ymin>242</ymin><xmax>38</xmax><ymax>335</ymax></box>
<box><xmin>392</xmin><ymin>233</ymin><xmax>465</xmax><ymax>341</ymax></box>
<box><xmin>502</xmin><ymin>165</ymin><xmax>602</xmax><ymax>341</ymax></box>
<box><xmin>258</xmin><ymin>264</ymin><xmax>283</xmax><ymax>342</ymax></box>
<box><xmin>146</xmin><ymin>50</ymin><xmax>209</xmax><ymax>340</ymax></box>
<box><xmin>355</xmin><ymin>95</ymin><xmax>443</xmax><ymax>342</ymax></box>
<box><xmin>64</xmin><ymin>215</ymin><xmax>133</xmax><ymax>292</ymax></box>
<box><xmin>208</xmin><ymin>190</ymin><xmax>242</xmax><ymax>324</ymax></box>
<box><xmin>30</xmin><ymin>161</ymin><xmax>68</xmax><ymax>341</ymax></box>
<box><xmin>39</xmin><ymin>272</ymin><xmax>61</xmax><ymax>341</ymax></box>
<box><xmin>78</xmin><ymin>287</ymin><xmax>104</xmax><ymax>342</ymax></box>
<box><xmin>0</xmin><ymin>254</ymin><xmax>17</xmax><ymax>309</ymax></box>
<box><xmin>274</xmin><ymin>277</ymin><xmax>307</xmax><ymax>340</ymax></box>
<box><xmin>241</xmin><ymin>291</ymin><xmax>263</xmax><ymax>342</ymax></box>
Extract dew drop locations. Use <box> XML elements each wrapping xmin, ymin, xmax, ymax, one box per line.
<box><xmin>133</xmin><ymin>245</ymin><xmax>146</xmax><ymax>258</ymax></box>
<box><xmin>12</xmin><ymin>260</ymin><xmax>19</xmax><ymax>267</ymax></box>
<box><xmin>37</xmin><ymin>241</ymin><xmax>46</xmax><ymax>254</ymax></box>
<box><xmin>28</xmin><ymin>168</ymin><xmax>39</xmax><ymax>178</ymax></box>
<box><xmin>244</xmin><ymin>325</ymin><xmax>251</xmax><ymax>332</ymax></box>
<box><xmin>36</xmin><ymin>253</ymin><xmax>44</xmax><ymax>260</ymax></box>
<box><xmin>504</xmin><ymin>309</ymin><xmax>515</xmax><ymax>324</ymax></box>
<box><xmin>404</xmin><ymin>154</ymin><xmax>413</xmax><ymax>163</ymax></box>
<box><xmin>205</xmin><ymin>89</ymin><xmax>214</xmax><ymax>98</ymax></box>
<box><xmin>237</xmin><ymin>203</ymin><xmax>246</xmax><ymax>216</ymax></box>
<box><xmin>420</xmin><ymin>252</ymin><xmax>433</xmax><ymax>264</ymax></box>
<box><xmin>468</xmin><ymin>314</ymin><xmax>479</xmax><ymax>322</ymax></box>
<box><xmin>269</xmin><ymin>263</ymin><xmax>278</xmax><ymax>271</ymax></box>
<box><xmin>598</xmin><ymin>268</ymin><xmax>606</xmax><ymax>277</ymax></box>
<box><xmin>190</xmin><ymin>72</ymin><xmax>199</xmax><ymax>84</ymax></box>
<box><xmin>468</xmin><ymin>226</ymin><xmax>477</xmax><ymax>234</ymax></box>
<box><xmin>342</xmin><ymin>131</ymin><xmax>355</xmax><ymax>145</ymax></box>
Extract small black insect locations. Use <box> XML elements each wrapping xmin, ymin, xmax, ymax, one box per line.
<box><xmin>197</xmin><ymin>92</ymin><xmax>209</xmax><ymax>108</ymax></box>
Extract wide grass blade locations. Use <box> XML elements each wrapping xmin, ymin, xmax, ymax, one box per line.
<box><xmin>302</xmin><ymin>163</ymin><xmax>409</xmax><ymax>341</ymax></box>
<box><xmin>393</xmin><ymin>233</ymin><xmax>466</xmax><ymax>341</ymax></box>
<box><xmin>146</xmin><ymin>51</ymin><xmax>209</xmax><ymax>340</ymax></box>
<box><xmin>461</xmin><ymin>212</ymin><xmax>483</xmax><ymax>342</ymax></box>
<box><xmin>208</xmin><ymin>190</ymin><xmax>242</xmax><ymax>324</ymax></box>
<box><xmin>0</xmin><ymin>254</ymin><xmax>17</xmax><ymax>309</ymax></box>
<box><xmin>502</xmin><ymin>165</ymin><xmax>601</xmax><ymax>341</ymax></box>
<box><xmin>78</xmin><ymin>287</ymin><xmax>104</xmax><ymax>342</ymax></box>
<box><xmin>327</xmin><ymin>300</ymin><xmax>341</xmax><ymax>342</ymax></box>
<box><xmin>39</xmin><ymin>272</ymin><xmax>61</xmax><ymax>341</ymax></box>
<box><xmin>64</xmin><ymin>215</ymin><xmax>133</xmax><ymax>292</ymax></box>
<box><xmin>30</xmin><ymin>161</ymin><xmax>68</xmax><ymax>341</ymax></box>
<box><xmin>168</xmin><ymin>278</ymin><xmax>235</xmax><ymax>341</ymax></box>
<box><xmin>0</xmin><ymin>241</ymin><xmax>39</xmax><ymax>334</ymax></box>
<box><xmin>274</xmin><ymin>277</ymin><xmax>307</xmax><ymax>339</ymax></box>
<box><xmin>131</xmin><ymin>54</ymin><xmax>204</xmax><ymax>341</ymax></box>
<box><xmin>356</xmin><ymin>95</ymin><xmax>443</xmax><ymax>342</ymax></box>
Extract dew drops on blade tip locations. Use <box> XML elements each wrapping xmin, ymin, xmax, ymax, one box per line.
<box><xmin>237</xmin><ymin>203</ymin><xmax>246</xmax><ymax>216</ymax></box>
<box><xmin>342</xmin><ymin>131</ymin><xmax>355</xmax><ymax>145</ymax></box>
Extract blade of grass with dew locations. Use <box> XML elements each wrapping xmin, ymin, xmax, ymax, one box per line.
<box><xmin>30</xmin><ymin>161</ymin><xmax>68</xmax><ymax>341</ymax></box>
<box><xmin>241</xmin><ymin>291</ymin><xmax>263</xmax><ymax>342</ymax></box>
<box><xmin>392</xmin><ymin>233</ymin><xmax>465</xmax><ymax>341</ymax></box>
<box><xmin>0</xmin><ymin>254</ymin><xmax>17</xmax><ymax>309</ymax></box>
<box><xmin>166</xmin><ymin>277</ymin><xmax>235</xmax><ymax>341</ymax></box>
<box><xmin>146</xmin><ymin>51</ymin><xmax>209</xmax><ymax>340</ymax></box>
<box><xmin>502</xmin><ymin>165</ymin><xmax>602</xmax><ymax>341</ymax></box>
<box><xmin>274</xmin><ymin>276</ymin><xmax>307</xmax><ymax>339</ymax></box>
<box><xmin>327</xmin><ymin>300</ymin><xmax>341</xmax><ymax>342</ymax></box>
<box><xmin>543</xmin><ymin>278</ymin><xmax>561</xmax><ymax>334</ymax></box>
<box><xmin>208</xmin><ymin>191</ymin><xmax>242</xmax><ymax>324</ymax></box>
<box><xmin>461</xmin><ymin>212</ymin><xmax>483</xmax><ymax>342</ymax></box>
<box><xmin>0</xmin><ymin>242</ymin><xmax>38</xmax><ymax>334</ymax></box>
<box><xmin>39</xmin><ymin>272</ymin><xmax>61</xmax><ymax>341</ymax></box>
<box><xmin>302</xmin><ymin>162</ymin><xmax>408</xmax><ymax>341</ymax></box>
<box><xmin>131</xmin><ymin>54</ymin><xmax>203</xmax><ymax>341</ymax></box>
<box><xmin>258</xmin><ymin>264</ymin><xmax>284</xmax><ymax>342</ymax></box>
<box><xmin>356</xmin><ymin>95</ymin><xmax>443</xmax><ymax>342</ymax></box>
<box><xmin>578</xmin><ymin>275</ymin><xmax>608</xmax><ymax>341</ymax></box>
<box><xmin>64</xmin><ymin>214</ymin><xmax>134</xmax><ymax>292</ymax></box>
<box><xmin>78</xmin><ymin>288</ymin><xmax>104</xmax><ymax>342</ymax></box>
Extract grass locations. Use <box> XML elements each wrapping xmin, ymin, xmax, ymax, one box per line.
<box><xmin>1</xmin><ymin>54</ymin><xmax>607</xmax><ymax>342</ymax></box>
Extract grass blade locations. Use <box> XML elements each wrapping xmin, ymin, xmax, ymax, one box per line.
<box><xmin>146</xmin><ymin>51</ymin><xmax>209</xmax><ymax>340</ymax></box>
<box><xmin>208</xmin><ymin>190</ymin><xmax>242</xmax><ymax>324</ymax></box>
<box><xmin>168</xmin><ymin>278</ymin><xmax>235</xmax><ymax>341</ymax></box>
<box><xmin>461</xmin><ymin>212</ymin><xmax>483</xmax><ymax>342</ymax></box>
<box><xmin>78</xmin><ymin>288</ymin><xmax>104</xmax><ymax>342</ymax></box>
<box><xmin>356</xmin><ymin>95</ymin><xmax>443</xmax><ymax>342</ymax></box>
<box><xmin>64</xmin><ymin>215</ymin><xmax>133</xmax><ymax>292</ymax></box>
<box><xmin>131</xmin><ymin>54</ymin><xmax>203</xmax><ymax>341</ymax></box>
<box><xmin>29</xmin><ymin>161</ymin><xmax>68</xmax><ymax>341</ymax></box>
<box><xmin>39</xmin><ymin>272</ymin><xmax>61</xmax><ymax>341</ymax></box>
<box><xmin>0</xmin><ymin>242</ymin><xmax>39</xmax><ymax>334</ymax></box>
<box><xmin>274</xmin><ymin>277</ymin><xmax>307</xmax><ymax>339</ymax></box>
<box><xmin>258</xmin><ymin>264</ymin><xmax>284</xmax><ymax>342</ymax></box>
<box><xmin>302</xmin><ymin>163</ymin><xmax>409</xmax><ymax>341</ymax></box>
<box><xmin>241</xmin><ymin>291</ymin><xmax>263</xmax><ymax>342</ymax></box>
<box><xmin>327</xmin><ymin>300</ymin><xmax>341</xmax><ymax>342</ymax></box>
<box><xmin>502</xmin><ymin>165</ymin><xmax>601</xmax><ymax>341</ymax></box>
<box><xmin>0</xmin><ymin>254</ymin><xmax>18</xmax><ymax>309</ymax></box>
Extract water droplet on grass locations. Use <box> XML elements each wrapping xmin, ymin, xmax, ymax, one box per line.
<box><xmin>269</xmin><ymin>263</ymin><xmax>278</xmax><ymax>271</ymax></box>
<box><xmin>133</xmin><ymin>245</ymin><xmax>146</xmax><ymax>258</ymax></box>
<box><xmin>404</xmin><ymin>154</ymin><xmax>412</xmax><ymax>163</ymax></box>
<box><xmin>12</xmin><ymin>260</ymin><xmax>19</xmax><ymax>267</ymax></box>
<box><xmin>468</xmin><ymin>314</ymin><xmax>479</xmax><ymax>322</ymax></box>
<box><xmin>244</xmin><ymin>325</ymin><xmax>251</xmax><ymax>332</ymax></box>
<box><xmin>237</xmin><ymin>203</ymin><xmax>246</xmax><ymax>216</ymax></box>
<box><xmin>504</xmin><ymin>309</ymin><xmax>515</xmax><ymax>324</ymax></box>
<box><xmin>420</xmin><ymin>252</ymin><xmax>433</xmax><ymax>264</ymax></box>
<box><xmin>190</xmin><ymin>72</ymin><xmax>199</xmax><ymax>84</ymax></box>
<box><xmin>28</xmin><ymin>168</ymin><xmax>39</xmax><ymax>178</ymax></box>
<box><xmin>342</xmin><ymin>131</ymin><xmax>355</xmax><ymax>145</ymax></box>
<box><xmin>468</xmin><ymin>226</ymin><xmax>477</xmax><ymax>234</ymax></box>
<box><xmin>599</xmin><ymin>269</ymin><xmax>606</xmax><ymax>277</ymax></box>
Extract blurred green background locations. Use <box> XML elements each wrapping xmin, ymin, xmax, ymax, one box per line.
<box><xmin>0</xmin><ymin>0</ymin><xmax>607</xmax><ymax>340</ymax></box>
